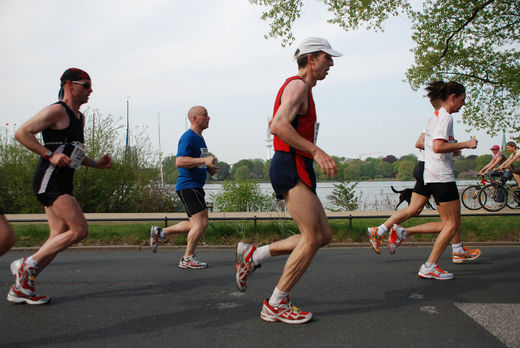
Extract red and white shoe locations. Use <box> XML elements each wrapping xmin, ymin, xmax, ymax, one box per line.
<box><xmin>452</xmin><ymin>245</ymin><xmax>481</xmax><ymax>264</ymax></box>
<box><xmin>10</xmin><ymin>258</ymin><xmax>38</xmax><ymax>296</ymax></box>
<box><xmin>418</xmin><ymin>264</ymin><xmax>454</xmax><ymax>280</ymax></box>
<box><xmin>7</xmin><ymin>285</ymin><xmax>50</xmax><ymax>305</ymax></box>
<box><xmin>235</xmin><ymin>242</ymin><xmax>260</xmax><ymax>292</ymax></box>
<box><xmin>260</xmin><ymin>296</ymin><xmax>312</xmax><ymax>324</ymax></box>
<box><xmin>388</xmin><ymin>224</ymin><xmax>405</xmax><ymax>255</ymax></box>
<box><xmin>178</xmin><ymin>254</ymin><xmax>207</xmax><ymax>269</ymax></box>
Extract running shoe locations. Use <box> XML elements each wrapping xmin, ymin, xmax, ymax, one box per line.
<box><xmin>388</xmin><ymin>224</ymin><xmax>405</xmax><ymax>255</ymax></box>
<box><xmin>10</xmin><ymin>258</ymin><xmax>37</xmax><ymax>296</ymax></box>
<box><xmin>260</xmin><ymin>296</ymin><xmax>312</xmax><ymax>324</ymax></box>
<box><xmin>452</xmin><ymin>245</ymin><xmax>481</xmax><ymax>264</ymax></box>
<box><xmin>150</xmin><ymin>226</ymin><xmax>165</xmax><ymax>253</ymax></box>
<box><xmin>235</xmin><ymin>242</ymin><xmax>261</xmax><ymax>292</ymax></box>
<box><xmin>6</xmin><ymin>285</ymin><xmax>50</xmax><ymax>305</ymax></box>
<box><xmin>367</xmin><ymin>227</ymin><xmax>384</xmax><ymax>254</ymax></box>
<box><xmin>179</xmin><ymin>254</ymin><xmax>208</xmax><ymax>269</ymax></box>
<box><xmin>418</xmin><ymin>264</ymin><xmax>454</xmax><ymax>280</ymax></box>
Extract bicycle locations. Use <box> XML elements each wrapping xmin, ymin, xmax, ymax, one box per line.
<box><xmin>461</xmin><ymin>175</ymin><xmax>490</xmax><ymax>210</ymax></box>
<box><xmin>478</xmin><ymin>171</ymin><xmax>520</xmax><ymax>212</ymax></box>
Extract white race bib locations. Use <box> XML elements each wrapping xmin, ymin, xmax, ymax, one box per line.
<box><xmin>69</xmin><ymin>141</ymin><xmax>86</xmax><ymax>169</ymax></box>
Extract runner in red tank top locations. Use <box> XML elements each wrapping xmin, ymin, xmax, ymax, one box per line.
<box><xmin>235</xmin><ymin>37</ymin><xmax>342</xmax><ymax>324</ymax></box>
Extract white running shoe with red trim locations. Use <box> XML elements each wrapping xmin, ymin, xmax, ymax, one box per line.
<box><xmin>418</xmin><ymin>264</ymin><xmax>454</xmax><ymax>280</ymax></box>
<box><xmin>149</xmin><ymin>226</ymin><xmax>165</xmax><ymax>253</ymax></box>
<box><xmin>6</xmin><ymin>285</ymin><xmax>50</xmax><ymax>305</ymax></box>
<box><xmin>10</xmin><ymin>258</ymin><xmax>38</xmax><ymax>296</ymax></box>
<box><xmin>235</xmin><ymin>242</ymin><xmax>260</xmax><ymax>292</ymax></box>
<box><xmin>388</xmin><ymin>224</ymin><xmax>405</xmax><ymax>255</ymax></box>
<box><xmin>178</xmin><ymin>254</ymin><xmax>207</xmax><ymax>269</ymax></box>
<box><xmin>260</xmin><ymin>296</ymin><xmax>312</xmax><ymax>324</ymax></box>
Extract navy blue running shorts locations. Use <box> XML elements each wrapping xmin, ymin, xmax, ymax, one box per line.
<box><xmin>269</xmin><ymin>151</ymin><xmax>316</xmax><ymax>200</ymax></box>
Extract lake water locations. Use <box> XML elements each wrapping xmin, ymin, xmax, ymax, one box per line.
<box><xmin>204</xmin><ymin>180</ymin><xmax>476</xmax><ymax>211</ymax></box>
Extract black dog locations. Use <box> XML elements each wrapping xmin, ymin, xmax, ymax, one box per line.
<box><xmin>391</xmin><ymin>186</ymin><xmax>435</xmax><ymax>210</ymax></box>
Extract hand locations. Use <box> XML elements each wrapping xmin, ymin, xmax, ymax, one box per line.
<box><xmin>205</xmin><ymin>156</ymin><xmax>218</xmax><ymax>169</ymax></box>
<box><xmin>466</xmin><ymin>138</ymin><xmax>478</xmax><ymax>149</ymax></box>
<box><xmin>50</xmin><ymin>153</ymin><xmax>71</xmax><ymax>167</ymax></box>
<box><xmin>96</xmin><ymin>154</ymin><xmax>113</xmax><ymax>169</ymax></box>
<box><xmin>313</xmin><ymin>147</ymin><xmax>337</xmax><ymax>178</ymax></box>
<box><xmin>454</xmin><ymin>150</ymin><xmax>462</xmax><ymax>156</ymax></box>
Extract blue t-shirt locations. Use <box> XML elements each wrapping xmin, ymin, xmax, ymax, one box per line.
<box><xmin>175</xmin><ymin>129</ymin><xmax>208</xmax><ymax>190</ymax></box>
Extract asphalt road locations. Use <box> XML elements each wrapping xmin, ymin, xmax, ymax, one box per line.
<box><xmin>0</xmin><ymin>246</ymin><xmax>519</xmax><ymax>348</ymax></box>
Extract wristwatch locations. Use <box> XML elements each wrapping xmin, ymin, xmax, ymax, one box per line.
<box><xmin>44</xmin><ymin>150</ymin><xmax>53</xmax><ymax>160</ymax></box>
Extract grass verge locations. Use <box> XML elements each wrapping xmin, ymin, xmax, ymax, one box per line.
<box><xmin>11</xmin><ymin>215</ymin><xmax>520</xmax><ymax>247</ymax></box>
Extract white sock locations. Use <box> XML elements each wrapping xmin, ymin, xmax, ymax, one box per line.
<box><xmin>159</xmin><ymin>228</ymin><xmax>166</xmax><ymax>239</ymax></box>
<box><xmin>395</xmin><ymin>225</ymin><xmax>407</xmax><ymax>240</ymax></box>
<box><xmin>252</xmin><ymin>245</ymin><xmax>271</xmax><ymax>266</ymax></box>
<box><xmin>268</xmin><ymin>287</ymin><xmax>289</xmax><ymax>307</ymax></box>
<box><xmin>452</xmin><ymin>243</ymin><xmax>463</xmax><ymax>254</ymax></box>
<box><xmin>26</xmin><ymin>256</ymin><xmax>39</xmax><ymax>268</ymax></box>
<box><xmin>424</xmin><ymin>262</ymin><xmax>435</xmax><ymax>269</ymax></box>
<box><xmin>377</xmin><ymin>224</ymin><xmax>389</xmax><ymax>237</ymax></box>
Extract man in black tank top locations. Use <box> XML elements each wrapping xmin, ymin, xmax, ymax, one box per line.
<box><xmin>8</xmin><ymin>68</ymin><xmax>113</xmax><ymax>305</ymax></box>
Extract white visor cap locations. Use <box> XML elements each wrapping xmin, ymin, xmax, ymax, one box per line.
<box><xmin>294</xmin><ymin>37</ymin><xmax>342</xmax><ymax>58</ymax></box>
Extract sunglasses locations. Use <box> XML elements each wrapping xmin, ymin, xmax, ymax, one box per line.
<box><xmin>72</xmin><ymin>81</ymin><xmax>92</xmax><ymax>89</ymax></box>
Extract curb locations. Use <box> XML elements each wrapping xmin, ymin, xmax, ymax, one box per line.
<box><xmin>9</xmin><ymin>241</ymin><xmax>520</xmax><ymax>252</ymax></box>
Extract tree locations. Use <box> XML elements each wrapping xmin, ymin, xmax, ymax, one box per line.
<box><xmin>162</xmin><ymin>155</ymin><xmax>178</xmax><ymax>184</ymax></box>
<box><xmin>327</xmin><ymin>179</ymin><xmax>359</xmax><ymax>211</ymax></box>
<box><xmin>250</xmin><ymin>0</ymin><xmax>520</xmax><ymax>136</ymax></box>
<box><xmin>215</xmin><ymin>161</ymin><xmax>231</xmax><ymax>180</ymax></box>
<box><xmin>396</xmin><ymin>160</ymin><xmax>415</xmax><ymax>180</ymax></box>
<box><xmin>210</xmin><ymin>181</ymin><xmax>274</xmax><ymax>212</ymax></box>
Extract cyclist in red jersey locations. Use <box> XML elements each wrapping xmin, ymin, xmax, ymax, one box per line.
<box><xmin>235</xmin><ymin>37</ymin><xmax>342</xmax><ymax>324</ymax></box>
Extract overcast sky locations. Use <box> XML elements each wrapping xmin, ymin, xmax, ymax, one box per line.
<box><xmin>0</xmin><ymin>0</ymin><xmax>503</xmax><ymax>165</ymax></box>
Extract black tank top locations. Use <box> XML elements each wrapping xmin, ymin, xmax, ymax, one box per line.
<box><xmin>42</xmin><ymin>101</ymin><xmax>84</xmax><ymax>151</ymax></box>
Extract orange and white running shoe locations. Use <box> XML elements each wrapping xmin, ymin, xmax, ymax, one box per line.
<box><xmin>367</xmin><ymin>227</ymin><xmax>384</xmax><ymax>254</ymax></box>
<box><xmin>388</xmin><ymin>224</ymin><xmax>405</xmax><ymax>255</ymax></box>
<box><xmin>260</xmin><ymin>296</ymin><xmax>312</xmax><ymax>324</ymax></box>
<box><xmin>235</xmin><ymin>242</ymin><xmax>260</xmax><ymax>292</ymax></box>
<box><xmin>452</xmin><ymin>245</ymin><xmax>481</xmax><ymax>264</ymax></box>
<box><xmin>418</xmin><ymin>264</ymin><xmax>454</xmax><ymax>280</ymax></box>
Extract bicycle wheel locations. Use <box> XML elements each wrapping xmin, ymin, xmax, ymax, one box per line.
<box><xmin>461</xmin><ymin>185</ymin><xmax>482</xmax><ymax>210</ymax></box>
<box><xmin>479</xmin><ymin>184</ymin><xmax>507</xmax><ymax>212</ymax></box>
<box><xmin>506</xmin><ymin>184</ymin><xmax>520</xmax><ymax>209</ymax></box>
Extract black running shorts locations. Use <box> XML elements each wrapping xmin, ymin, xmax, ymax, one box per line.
<box><xmin>176</xmin><ymin>188</ymin><xmax>207</xmax><ymax>217</ymax></box>
<box><xmin>425</xmin><ymin>182</ymin><xmax>459</xmax><ymax>204</ymax></box>
<box><xmin>412</xmin><ymin>161</ymin><xmax>429</xmax><ymax>197</ymax></box>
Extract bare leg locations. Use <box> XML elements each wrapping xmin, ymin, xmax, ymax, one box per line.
<box><xmin>184</xmin><ymin>209</ymin><xmax>208</xmax><ymax>257</ymax></box>
<box><xmin>382</xmin><ymin>193</ymin><xmax>428</xmax><ymax>229</ymax></box>
<box><xmin>426</xmin><ymin>200</ymin><xmax>460</xmax><ymax>264</ymax></box>
<box><xmin>30</xmin><ymin>194</ymin><xmax>88</xmax><ymax>273</ymax></box>
<box><xmin>163</xmin><ymin>221</ymin><xmax>191</xmax><ymax>236</ymax></box>
<box><xmin>406</xmin><ymin>221</ymin><xmax>445</xmax><ymax>236</ymax></box>
<box><xmin>0</xmin><ymin>215</ymin><xmax>15</xmax><ymax>257</ymax></box>
<box><xmin>513</xmin><ymin>173</ymin><xmax>520</xmax><ymax>187</ymax></box>
<box><xmin>275</xmin><ymin>181</ymin><xmax>331</xmax><ymax>292</ymax></box>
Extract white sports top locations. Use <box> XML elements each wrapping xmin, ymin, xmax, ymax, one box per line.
<box><xmin>424</xmin><ymin>107</ymin><xmax>455</xmax><ymax>183</ymax></box>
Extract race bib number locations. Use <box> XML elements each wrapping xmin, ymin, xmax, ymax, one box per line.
<box><xmin>314</xmin><ymin>122</ymin><xmax>320</xmax><ymax>143</ymax></box>
<box><xmin>69</xmin><ymin>141</ymin><xmax>86</xmax><ymax>169</ymax></box>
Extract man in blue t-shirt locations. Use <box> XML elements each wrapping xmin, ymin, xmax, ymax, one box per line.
<box><xmin>149</xmin><ymin>106</ymin><xmax>218</xmax><ymax>269</ymax></box>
